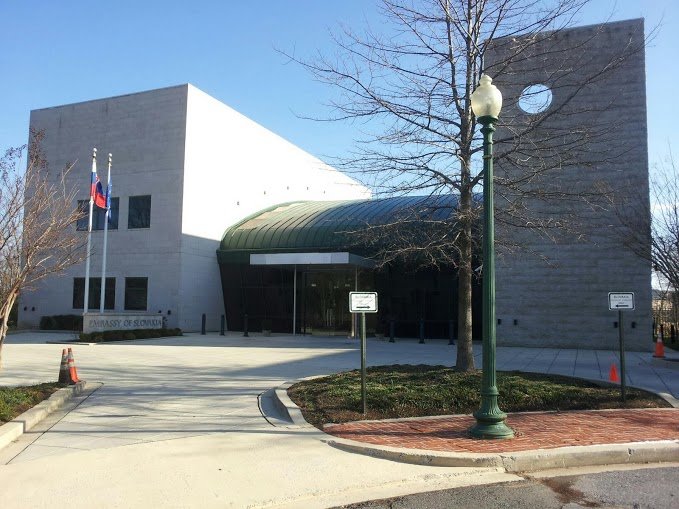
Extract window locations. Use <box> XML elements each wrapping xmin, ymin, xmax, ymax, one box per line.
<box><xmin>73</xmin><ymin>278</ymin><xmax>116</xmax><ymax>310</ymax></box>
<box><xmin>128</xmin><ymin>195</ymin><xmax>151</xmax><ymax>229</ymax></box>
<box><xmin>76</xmin><ymin>198</ymin><xmax>119</xmax><ymax>231</ymax></box>
<box><xmin>518</xmin><ymin>84</ymin><xmax>553</xmax><ymax>114</ymax></box>
<box><xmin>124</xmin><ymin>277</ymin><xmax>148</xmax><ymax>310</ymax></box>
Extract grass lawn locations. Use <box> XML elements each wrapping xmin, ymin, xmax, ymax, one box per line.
<box><xmin>288</xmin><ymin>365</ymin><xmax>671</xmax><ymax>428</ymax></box>
<box><xmin>0</xmin><ymin>383</ymin><xmax>65</xmax><ymax>423</ymax></box>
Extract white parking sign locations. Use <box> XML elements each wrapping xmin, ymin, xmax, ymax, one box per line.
<box><xmin>350</xmin><ymin>292</ymin><xmax>378</xmax><ymax>313</ymax></box>
<box><xmin>608</xmin><ymin>292</ymin><xmax>634</xmax><ymax>310</ymax></box>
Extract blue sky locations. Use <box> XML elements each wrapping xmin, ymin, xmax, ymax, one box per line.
<box><xmin>1</xmin><ymin>1</ymin><xmax>676</xmax><ymax>171</ymax></box>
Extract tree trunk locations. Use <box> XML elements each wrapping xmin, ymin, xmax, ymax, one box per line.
<box><xmin>0</xmin><ymin>293</ymin><xmax>17</xmax><ymax>371</ymax></box>
<box><xmin>455</xmin><ymin>188</ymin><xmax>475</xmax><ymax>371</ymax></box>
<box><xmin>0</xmin><ymin>312</ymin><xmax>9</xmax><ymax>371</ymax></box>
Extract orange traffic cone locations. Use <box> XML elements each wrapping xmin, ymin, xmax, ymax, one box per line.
<box><xmin>58</xmin><ymin>349</ymin><xmax>69</xmax><ymax>384</ymax></box>
<box><xmin>653</xmin><ymin>337</ymin><xmax>666</xmax><ymax>358</ymax></box>
<box><xmin>67</xmin><ymin>348</ymin><xmax>80</xmax><ymax>384</ymax></box>
<box><xmin>609</xmin><ymin>364</ymin><xmax>620</xmax><ymax>383</ymax></box>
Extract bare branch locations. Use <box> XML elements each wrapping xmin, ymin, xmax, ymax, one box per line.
<box><xmin>0</xmin><ymin>130</ymin><xmax>87</xmax><ymax>367</ymax></box>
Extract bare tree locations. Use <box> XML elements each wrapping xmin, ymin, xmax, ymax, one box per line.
<box><xmin>286</xmin><ymin>0</ymin><xmax>646</xmax><ymax>371</ymax></box>
<box><xmin>0</xmin><ymin>130</ymin><xmax>85</xmax><ymax>368</ymax></box>
<box><xmin>623</xmin><ymin>150</ymin><xmax>679</xmax><ymax>299</ymax></box>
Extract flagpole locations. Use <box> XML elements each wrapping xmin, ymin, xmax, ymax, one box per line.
<box><xmin>83</xmin><ymin>148</ymin><xmax>97</xmax><ymax>319</ymax></box>
<box><xmin>99</xmin><ymin>153</ymin><xmax>111</xmax><ymax>313</ymax></box>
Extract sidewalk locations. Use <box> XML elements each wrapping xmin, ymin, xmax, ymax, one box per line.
<box><xmin>0</xmin><ymin>333</ymin><xmax>678</xmax><ymax>508</ymax></box>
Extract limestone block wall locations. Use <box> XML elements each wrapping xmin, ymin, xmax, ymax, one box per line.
<box><xmin>486</xmin><ymin>19</ymin><xmax>651</xmax><ymax>350</ymax></box>
<box><xmin>19</xmin><ymin>86</ymin><xmax>188</xmax><ymax>329</ymax></box>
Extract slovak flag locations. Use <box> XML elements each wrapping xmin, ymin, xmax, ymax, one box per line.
<box><xmin>90</xmin><ymin>155</ymin><xmax>98</xmax><ymax>202</ymax></box>
<box><xmin>94</xmin><ymin>176</ymin><xmax>107</xmax><ymax>209</ymax></box>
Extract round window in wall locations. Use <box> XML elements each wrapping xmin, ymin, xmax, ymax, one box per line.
<box><xmin>518</xmin><ymin>84</ymin><xmax>552</xmax><ymax>114</ymax></box>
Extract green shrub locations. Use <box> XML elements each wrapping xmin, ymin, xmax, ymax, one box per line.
<box><xmin>39</xmin><ymin>316</ymin><xmax>56</xmax><ymax>330</ymax></box>
<box><xmin>40</xmin><ymin>314</ymin><xmax>83</xmax><ymax>331</ymax></box>
<box><xmin>102</xmin><ymin>330</ymin><xmax>121</xmax><ymax>340</ymax></box>
<box><xmin>77</xmin><ymin>327</ymin><xmax>182</xmax><ymax>342</ymax></box>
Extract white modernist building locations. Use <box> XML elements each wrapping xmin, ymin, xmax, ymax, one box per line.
<box><xmin>18</xmin><ymin>84</ymin><xmax>370</xmax><ymax>331</ymax></box>
<box><xmin>17</xmin><ymin>18</ymin><xmax>653</xmax><ymax>352</ymax></box>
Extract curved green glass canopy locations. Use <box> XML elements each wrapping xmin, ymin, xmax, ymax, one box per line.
<box><xmin>217</xmin><ymin>196</ymin><xmax>458</xmax><ymax>264</ymax></box>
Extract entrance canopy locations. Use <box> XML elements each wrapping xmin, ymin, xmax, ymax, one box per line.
<box><xmin>217</xmin><ymin>196</ymin><xmax>458</xmax><ymax>263</ymax></box>
<box><xmin>216</xmin><ymin>196</ymin><xmax>464</xmax><ymax>337</ymax></box>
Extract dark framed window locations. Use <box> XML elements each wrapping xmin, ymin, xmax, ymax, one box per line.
<box><xmin>124</xmin><ymin>277</ymin><xmax>148</xmax><ymax>310</ymax></box>
<box><xmin>73</xmin><ymin>277</ymin><xmax>116</xmax><ymax>310</ymax></box>
<box><xmin>128</xmin><ymin>195</ymin><xmax>151</xmax><ymax>229</ymax></box>
<box><xmin>76</xmin><ymin>198</ymin><xmax>119</xmax><ymax>231</ymax></box>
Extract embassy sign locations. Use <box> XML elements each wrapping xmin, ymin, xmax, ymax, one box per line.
<box><xmin>83</xmin><ymin>312</ymin><xmax>164</xmax><ymax>333</ymax></box>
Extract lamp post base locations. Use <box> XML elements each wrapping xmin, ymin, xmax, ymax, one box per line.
<box><xmin>470</xmin><ymin>410</ymin><xmax>514</xmax><ymax>439</ymax></box>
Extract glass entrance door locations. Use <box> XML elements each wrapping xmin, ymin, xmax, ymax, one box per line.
<box><xmin>302</xmin><ymin>271</ymin><xmax>354</xmax><ymax>335</ymax></box>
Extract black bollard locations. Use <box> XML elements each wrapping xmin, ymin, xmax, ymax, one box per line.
<box><xmin>243</xmin><ymin>314</ymin><xmax>249</xmax><ymax>337</ymax></box>
<box><xmin>389</xmin><ymin>320</ymin><xmax>395</xmax><ymax>343</ymax></box>
<box><xmin>419</xmin><ymin>319</ymin><xmax>425</xmax><ymax>344</ymax></box>
<box><xmin>220</xmin><ymin>315</ymin><xmax>225</xmax><ymax>336</ymax></box>
<box><xmin>448</xmin><ymin>319</ymin><xmax>455</xmax><ymax>345</ymax></box>
<box><xmin>201</xmin><ymin>314</ymin><xmax>206</xmax><ymax>335</ymax></box>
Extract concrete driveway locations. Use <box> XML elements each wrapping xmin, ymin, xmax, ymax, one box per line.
<box><xmin>0</xmin><ymin>332</ymin><xmax>675</xmax><ymax>508</ymax></box>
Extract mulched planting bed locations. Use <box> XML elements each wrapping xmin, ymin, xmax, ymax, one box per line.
<box><xmin>288</xmin><ymin>365</ymin><xmax>671</xmax><ymax>428</ymax></box>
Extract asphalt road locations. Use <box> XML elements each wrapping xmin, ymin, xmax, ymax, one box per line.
<box><xmin>335</xmin><ymin>465</ymin><xmax>679</xmax><ymax>509</ymax></box>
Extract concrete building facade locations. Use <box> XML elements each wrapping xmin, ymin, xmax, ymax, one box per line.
<box><xmin>489</xmin><ymin>19</ymin><xmax>651</xmax><ymax>349</ymax></box>
<box><xmin>18</xmin><ymin>84</ymin><xmax>370</xmax><ymax>331</ymax></box>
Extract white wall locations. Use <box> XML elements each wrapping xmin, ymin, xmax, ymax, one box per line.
<box><xmin>181</xmin><ymin>84</ymin><xmax>370</xmax><ymax>239</ymax></box>
<box><xmin>179</xmin><ymin>85</ymin><xmax>370</xmax><ymax>331</ymax></box>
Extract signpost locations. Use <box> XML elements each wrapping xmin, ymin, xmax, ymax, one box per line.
<box><xmin>608</xmin><ymin>292</ymin><xmax>634</xmax><ymax>403</ymax></box>
<box><xmin>350</xmin><ymin>292</ymin><xmax>378</xmax><ymax>415</ymax></box>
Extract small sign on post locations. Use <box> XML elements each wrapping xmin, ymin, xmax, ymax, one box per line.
<box><xmin>350</xmin><ymin>292</ymin><xmax>378</xmax><ymax>313</ymax></box>
<box><xmin>349</xmin><ymin>292</ymin><xmax>378</xmax><ymax>416</ymax></box>
<box><xmin>608</xmin><ymin>292</ymin><xmax>634</xmax><ymax>403</ymax></box>
<box><xmin>608</xmin><ymin>292</ymin><xmax>635</xmax><ymax>310</ymax></box>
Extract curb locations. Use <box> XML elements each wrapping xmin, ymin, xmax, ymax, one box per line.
<box><xmin>0</xmin><ymin>381</ymin><xmax>91</xmax><ymax>450</ymax></box>
<box><xmin>323</xmin><ymin>436</ymin><xmax>679</xmax><ymax>472</ymax></box>
<box><xmin>272</xmin><ymin>378</ymin><xmax>679</xmax><ymax>472</ymax></box>
<box><xmin>274</xmin><ymin>380</ymin><xmax>321</xmax><ymax>428</ymax></box>
<box><xmin>45</xmin><ymin>340</ymin><xmax>97</xmax><ymax>346</ymax></box>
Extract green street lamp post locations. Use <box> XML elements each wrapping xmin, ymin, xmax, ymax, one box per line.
<box><xmin>469</xmin><ymin>74</ymin><xmax>514</xmax><ymax>439</ymax></box>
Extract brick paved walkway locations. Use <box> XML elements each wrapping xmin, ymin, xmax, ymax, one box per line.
<box><xmin>324</xmin><ymin>409</ymin><xmax>679</xmax><ymax>453</ymax></box>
